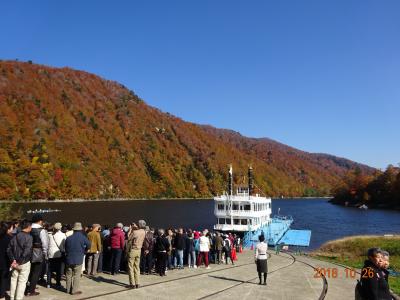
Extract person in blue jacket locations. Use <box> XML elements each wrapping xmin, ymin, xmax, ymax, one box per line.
<box><xmin>64</xmin><ymin>222</ymin><xmax>90</xmax><ymax>295</ymax></box>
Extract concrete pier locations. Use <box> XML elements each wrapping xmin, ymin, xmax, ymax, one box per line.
<box><xmin>36</xmin><ymin>250</ymin><xmax>358</xmax><ymax>300</ymax></box>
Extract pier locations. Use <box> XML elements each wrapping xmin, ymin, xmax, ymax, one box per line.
<box><xmin>37</xmin><ymin>250</ymin><xmax>358</xmax><ymax>300</ymax></box>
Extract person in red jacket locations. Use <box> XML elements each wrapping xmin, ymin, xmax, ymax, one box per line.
<box><xmin>110</xmin><ymin>223</ymin><xmax>125</xmax><ymax>275</ymax></box>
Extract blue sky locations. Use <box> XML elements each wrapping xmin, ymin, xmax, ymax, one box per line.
<box><xmin>1</xmin><ymin>1</ymin><xmax>399</xmax><ymax>169</ymax></box>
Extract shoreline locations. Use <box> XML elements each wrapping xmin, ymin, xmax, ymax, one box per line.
<box><xmin>0</xmin><ymin>196</ymin><xmax>333</xmax><ymax>204</ymax></box>
<box><xmin>329</xmin><ymin>199</ymin><xmax>400</xmax><ymax>211</ymax></box>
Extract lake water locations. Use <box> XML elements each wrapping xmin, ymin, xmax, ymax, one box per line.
<box><xmin>12</xmin><ymin>198</ymin><xmax>400</xmax><ymax>250</ymax></box>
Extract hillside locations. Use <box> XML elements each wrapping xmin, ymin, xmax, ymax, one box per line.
<box><xmin>0</xmin><ymin>61</ymin><xmax>374</xmax><ymax>200</ymax></box>
<box><xmin>330</xmin><ymin>165</ymin><xmax>400</xmax><ymax>210</ymax></box>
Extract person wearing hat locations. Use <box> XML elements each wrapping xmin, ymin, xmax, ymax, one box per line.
<box><xmin>86</xmin><ymin>224</ymin><xmax>102</xmax><ymax>276</ymax></box>
<box><xmin>126</xmin><ymin>220</ymin><xmax>146</xmax><ymax>289</ymax></box>
<box><xmin>47</xmin><ymin>222</ymin><xmax>66</xmax><ymax>288</ymax></box>
<box><xmin>64</xmin><ymin>222</ymin><xmax>90</xmax><ymax>295</ymax></box>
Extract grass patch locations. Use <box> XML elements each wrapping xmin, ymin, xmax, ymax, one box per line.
<box><xmin>311</xmin><ymin>235</ymin><xmax>400</xmax><ymax>296</ymax></box>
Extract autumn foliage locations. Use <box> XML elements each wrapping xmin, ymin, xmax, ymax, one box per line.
<box><xmin>331</xmin><ymin>166</ymin><xmax>400</xmax><ymax>209</ymax></box>
<box><xmin>0</xmin><ymin>61</ymin><xmax>374</xmax><ymax>200</ymax></box>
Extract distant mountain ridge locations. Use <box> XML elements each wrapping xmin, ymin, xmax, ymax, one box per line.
<box><xmin>0</xmin><ymin>60</ymin><xmax>374</xmax><ymax>200</ymax></box>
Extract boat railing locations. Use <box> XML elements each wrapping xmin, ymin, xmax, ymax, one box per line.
<box><xmin>272</xmin><ymin>215</ymin><xmax>293</xmax><ymax>222</ymax></box>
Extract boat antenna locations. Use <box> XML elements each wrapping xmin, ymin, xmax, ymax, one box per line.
<box><xmin>228</xmin><ymin>164</ymin><xmax>233</xmax><ymax>197</ymax></box>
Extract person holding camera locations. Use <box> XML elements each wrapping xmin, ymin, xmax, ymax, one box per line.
<box><xmin>126</xmin><ymin>220</ymin><xmax>146</xmax><ymax>289</ymax></box>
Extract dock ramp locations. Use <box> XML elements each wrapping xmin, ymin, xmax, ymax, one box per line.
<box><xmin>278</xmin><ymin>229</ymin><xmax>311</xmax><ymax>247</ymax></box>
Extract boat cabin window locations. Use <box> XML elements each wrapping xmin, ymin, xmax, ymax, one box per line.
<box><xmin>232</xmin><ymin>204</ymin><xmax>239</xmax><ymax>210</ymax></box>
<box><xmin>233</xmin><ymin>219</ymin><xmax>240</xmax><ymax>225</ymax></box>
<box><xmin>217</xmin><ymin>204</ymin><xmax>224</xmax><ymax>210</ymax></box>
<box><xmin>238</xmin><ymin>187</ymin><xmax>248</xmax><ymax>193</ymax></box>
<box><xmin>244</xmin><ymin>205</ymin><xmax>251</xmax><ymax>210</ymax></box>
<box><xmin>241</xmin><ymin>219</ymin><xmax>248</xmax><ymax>225</ymax></box>
<box><xmin>218</xmin><ymin>218</ymin><xmax>225</xmax><ymax>224</ymax></box>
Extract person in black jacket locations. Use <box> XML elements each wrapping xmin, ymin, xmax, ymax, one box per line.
<box><xmin>0</xmin><ymin>222</ymin><xmax>14</xmax><ymax>299</ymax></box>
<box><xmin>185</xmin><ymin>230</ymin><xmax>196</xmax><ymax>268</ymax></box>
<box><xmin>7</xmin><ymin>220</ymin><xmax>33</xmax><ymax>300</ymax></box>
<box><xmin>359</xmin><ymin>248</ymin><xmax>393</xmax><ymax>300</ymax></box>
<box><xmin>65</xmin><ymin>222</ymin><xmax>91</xmax><ymax>295</ymax></box>
<box><xmin>173</xmin><ymin>228</ymin><xmax>185</xmax><ymax>269</ymax></box>
<box><xmin>26</xmin><ymin>214</ymin><xmax>49</xmax><ymax>297</ymax></box>
<box><xmin>154</xmin><ymin>229</ymin><xmax>170</xmax><ymax>277</ymax></box>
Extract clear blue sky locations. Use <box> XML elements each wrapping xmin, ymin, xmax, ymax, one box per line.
<box><xmin>1</xmin><ymin>1</ymin><xmax>399</xmax><ymax>169</ymax></box>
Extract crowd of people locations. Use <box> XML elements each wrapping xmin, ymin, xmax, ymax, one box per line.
<box><xmin>1</xmin><ymin>214</ymin><xmax>396</xmax><ymax>300</ymax></box>
<box><xmin>356</xmin><ymin>247</ymin><xmax>395</xmax><ymax>300</ymax></box>
<box><xmin>0</xmin><ymin>214</ymin><xmax>242</xmax><ymax>299</ymax></box>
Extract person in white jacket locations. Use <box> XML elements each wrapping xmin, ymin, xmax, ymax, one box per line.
<box><xmin>197</xmin><ymin>231</ymin><xmax>210</xmax><ymax>269</ymax></box>
<box><xmin>255</xmin><ymin>235</ymin><xmax>268</xmax><ymax>285</ymax></box>
<box><xmin>47</xmin><ymin>222</ymin><xmax>66</xmax><ymax>288</ymax></box>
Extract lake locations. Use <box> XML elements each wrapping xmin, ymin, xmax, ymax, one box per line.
<box><xmin>12</xmin><ymin>198</ymin><xmax>400</xmax><ymax>250</ymax></box>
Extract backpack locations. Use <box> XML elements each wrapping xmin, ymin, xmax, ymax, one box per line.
<box><xmin>223</xmin><ymin>239</ymin><xmax>231</xmax><ymax>252</ymax></box>
<box><xmin>31</xmin><ymin>228</ymin><xmax>44</xmax><ymax>263</ymax></box>
<box><xmin>143</xmin><ymin>232</ymin><xmax>154</xmax><ymax>251</ymax></box>
<box><xmin>194</xmin><ymin>239</ymin><xmax>200</xmax><ymax>252</ymax></box>
<box><xmin>355</xmin><ymin>280</ymin><xmax>365</xmax><ymax>300</ymax></box>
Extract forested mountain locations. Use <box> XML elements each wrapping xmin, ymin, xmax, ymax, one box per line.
<box><xmin>0</xmin><ymin>61</ymin><xmax>374</xmax><ymax>200</ymax></box>
<box><xmin>330</xmin><ymin>166</ymin><xmax>400</xmax><ymax>210</ymax></box>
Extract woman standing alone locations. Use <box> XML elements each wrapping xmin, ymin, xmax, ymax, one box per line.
<box><xmin>255</xmin><ymin>235</ymin><xmax>268</xmax><ymax>285</ymax></box>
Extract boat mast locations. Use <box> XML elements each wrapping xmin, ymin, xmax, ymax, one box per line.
<box><xmin>248</xmin><ymin>165</ymin><xmax>253</xmax><ymax>199</ymax></box>
<box><xmin>228</xmin><ymin>164</ymin><xmax>233</xmax><ymax>226</ymax></box>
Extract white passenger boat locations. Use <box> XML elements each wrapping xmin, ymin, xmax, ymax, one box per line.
<box><xmin>214</xmin><ymin>165</ymin><xmax>272</xmax><ymax>232</ymax></box>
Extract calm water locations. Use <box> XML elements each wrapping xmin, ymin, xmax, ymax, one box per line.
<box><xmin>12</xmin><ymin>198</ymin><xmax>400</xmax><ymax>250</ymax></box>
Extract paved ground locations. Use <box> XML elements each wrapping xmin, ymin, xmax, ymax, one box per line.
<box><xmin>34</xmin><ymin>250</ymin><xmax>358</xmax><ymax>300</ymax></box>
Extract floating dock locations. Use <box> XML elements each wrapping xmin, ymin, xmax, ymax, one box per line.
<box><xmin>279</xmin><ymin>229</ymin><xmax>312</xmax><ymax>247</ymax></box>
<box><xmin>243</xmin><ymin>216</ymin><xmax>293</xmax><ymax>247</ymax></box>
<box><xmin>243</xmin><ymin>216</ymin><xmax>311</xmax><ymax>248</ymax></box>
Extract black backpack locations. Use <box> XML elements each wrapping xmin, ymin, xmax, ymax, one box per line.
<box><xmin>223</xmin><ymin>239</ymin><xmax>231</xmax><ymax>252</ymax></box>
<box><xmin>355</xmin><ymin>280</ymin><xmax>365</xmax><ymax>300</ymax></box>
<box><xmin>30</xmin><ymin>228</ymin><xmax>44</xmax><ymax>263</ymax></box>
